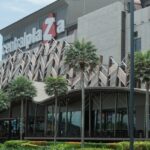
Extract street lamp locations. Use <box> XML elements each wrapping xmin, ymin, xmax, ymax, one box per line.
<box><xmin>129</xmin><ymin>0</ymin><xmax>134</xmax><ymax>150</ymax></box>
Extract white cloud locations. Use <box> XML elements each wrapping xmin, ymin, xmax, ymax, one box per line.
<box><xmin>0</xmin><ymin>1</ymin><xmax>26</xmax><ymax>14</ymax></box>
<box><xmin>26</xmin><ymin>0</ymin><xmax>56</xmax><ymax>5</ymax></box>
<box><xmin>8</xmin><ymin>5</ymin><xmax>26</xmax><ymax>13</ymax></box>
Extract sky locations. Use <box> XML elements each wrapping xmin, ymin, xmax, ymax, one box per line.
<box><xmin>0</xmin><ymin>0</ymin><xmax>56</xmax><ymax>60</ymax></box>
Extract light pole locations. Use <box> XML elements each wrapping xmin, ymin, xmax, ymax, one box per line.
<box><xmin>129</xmin><ymin>0</ymin><xmax>134</xmax><ymax>150</ymax></box>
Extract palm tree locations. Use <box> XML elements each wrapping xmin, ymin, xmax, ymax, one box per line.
<box><xmin>0</xmin><ymin>90</ymin><xmax>9</xmax><ymax>111</ymax></box>
<box><xmin>44</xmin><ymin>76</ymin><xmax>68</xmax><ymax>144</ymax></box>
<box><xmin>134</xmin><ymin>51</ymin><xmax>150</xmax><ymax>138</ymax></box>
<box><xmin>65</xmin><ymin>39</ymin><xmax>99</xmax><ymax>147</ymax></box>
<box><xmin>7</xmin><ymin>76</ymin><xmax>36</xmax><ymax>140</ymax></box>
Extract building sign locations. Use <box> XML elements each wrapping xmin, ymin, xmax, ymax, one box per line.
<box><xmin>3</xmin><ymin>13</ymin><xmax>65</xmax><ymax>55</ymax></box>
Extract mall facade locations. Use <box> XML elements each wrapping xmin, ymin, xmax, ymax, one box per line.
<box><xmin>0</xmin><ymin>0</ymin><xmax>150</xmax><ymax>140</ymax></box>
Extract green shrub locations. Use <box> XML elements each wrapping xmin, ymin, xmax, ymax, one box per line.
<box><xmin>107</xmin><ymin>143</ymin><xmax>123</xmax><ymax>150</ymax></box>
<box><xmin>144</xmin><ymin>141</ymin><xmax>150</xmax><ymax>150</ymax></box>
<box><xmin>84</xmin><ymin>143</ymin><xmax>107</xmax><ymax>148</ymax></box>
<box><xmin>50</xmin><ymin>144</ymin><xmax>69</xmax><ymax>150</ymax></box>
<box><xmin>119</xmin><ymin>142</ymin><xmax>129</xmax><ymax>150</ymax></box>
<box><xmin>0</xmin><ymin>144</ymin><xmax>4</xmax><ymax>150</ymax></box>
<box><xmin>133</xmin><ymin>141</ymin><xmax>150</xmax><ymax>150</ymax></box>
<box><xmin>134</xmin><ymin>142</ymin><xmax>147</xmax><ymax>150</ymax></box>
<box><xmin>78</xmin><ymin>148</ymin><xmax>111</xmax><ymax>150</ymax></box>
<box><xmin>21</xmin><ymin>143</ymin><xmax>39</xmax><ymax>149</ymax></box>
<box><xmin>50</xmin><ymin>143</ymin><xmax>80</xmax><ymax>150</ymax></box>
<box><xmin>28</xmin><ymin>141</ymin><xmax>49</xmax><ymax>146</ymax></box>
<box><xmin>119</xmin><ymin>141</ymin><xmax>150</xmax><ymax>150</ymax></box>
<box><xmin>4</xmin><ymin>140</ymin><xmax>150</xmax><ymax>150</ymax></box>
<box><xmin>4</xmin><ymin>140</ymin><xmax>28</xmax><ymax>149</ymax></box>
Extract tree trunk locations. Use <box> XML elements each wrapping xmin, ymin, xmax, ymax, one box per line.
<box><xmin>65</xmin><ymin>100</ymin><xmax>68</xmax><ymax>136</ymax></box>
<box><xmin>25</xmin><ymin>99</ymin><xmax>28</xmax><ymax>137</ymax></box>
<box><xmin>44</xmin><ymin>105</ymin><xmax>48</xmax><ymax>136</ymax></box>
<box><xmin>126</xmin><ymin>93</ymin><xmax>129</xmax><ymax>137</ymax></box>
<box><xmin>89</xmin><ymin>94</ymin><xmax>91</xmax><ymax>137</ymax></box>
<box><xmin>9</xmin><ymin>102</ymin><xmax>12</xmax><ymax>138</ymax></box>
<box><xmin>114</xmin><ymin>93</ymin><xmax>118</xmax><ymax>137</ymax></box>
<box><xmin>33</xmin><ymin>104</ymin><xmax>37</xmax><ymax>136</ymax></box>
<box><xmin>81</xmin><ymin>70</ymin><xmax>85</xmax><ymax>147</ymax></box>
<box><xmin>99</xmin><ymin>92</ymin><xmax>102</xmax><ymax>133</ymax></box>
<box><xmin>54</xmin><ymin>94</ymin><xmax>58</xmax><ymax>144</ymax></box>
<box><xmin>20</xmin><ymin>100</ymin><xmax>24</xmax><ymax>140</ymax></box>
<box><xmin>145</xmin><ymin>83</ymin><xmax>149</xmax><ymax>138</ymax></box>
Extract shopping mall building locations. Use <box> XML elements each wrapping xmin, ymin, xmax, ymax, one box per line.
<box><xmin>0</xmin><ymin>0</ymin><xmax>150</xmax><ymax>140</ymax></box>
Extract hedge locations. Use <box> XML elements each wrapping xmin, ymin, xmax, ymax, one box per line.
<box><xmin>2</xmin><ymin>140</ymin><xmax>150</xmax><ymax>150</ymax></box>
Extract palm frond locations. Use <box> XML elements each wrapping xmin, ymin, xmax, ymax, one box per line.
<box><xmin>134</xmin><ymin>50</ymin><xmax>150</xmax><ymax>84</ymax></box>
<box><xmin>7</xmin><ymin>76</ymin><xmax>37</xmax><ymax>101</ymax></box>
<box><xmin>44</xmin><ymin>77</ymin><xmax>68</xmax><ymax>96</ymax></box>
<box><xmin>0</xmin><ymin>90</ymin><xmax>9</xmax><ymax>111</ymax></box>
<box><xmin>65</xmin><ymin>39</ymin><xmax>99</xmax><ymax>71</ymax></box>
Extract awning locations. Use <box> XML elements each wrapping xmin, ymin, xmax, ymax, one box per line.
<box><xmin>32</xmin><ymin>81</ymin><xmax>147</xmax><ymax>104</ymax></box>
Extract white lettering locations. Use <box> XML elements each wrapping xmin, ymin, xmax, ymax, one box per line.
<box><xmin>35</xmin><ymin>29</ymin><xmax>42</xmax><ymax>42</ymax></box>
<box><xmin>26</xmin><ymin>33</ymin><xmax>32</xmax><ymax>49</ymax></box>
<box><xmin>18</xmin><ymin>37</ymin><xmax>24</xmax><ymax>48</ymax></box>
<box><xmin>32</xmin><ymin>28</ymin><xmax>36</xmax><ymax>43</ymax></box>
<box><xmin>24</xmin><ymin>32</ymin><xmax>26</xmax><ymax>48</ymax></box>
<box><xmin>43</xmin><ymin>17</ymin><xmax>55</xmax><ymax>41</ymax></box>
<box><xmin>2</xmin><ymin>18</ymin><xmax>65</xmax><ymax>55</ymax></box>
<box><xmin>57</xmin><ymin>20</ymin><xmax>65</xmax><ymax>34</ymax></box>
<box><xmin>14</xmin><ymin>37</ymin><xmax>18</xmax><ymax>51</ymax></box>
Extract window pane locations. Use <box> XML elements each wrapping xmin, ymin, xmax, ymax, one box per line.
<box><xmin>134</xmin><ymin>38</ymin><xmax>141</xmax><ymax>51</ymax></box>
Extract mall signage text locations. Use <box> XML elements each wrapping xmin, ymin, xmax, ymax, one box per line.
<box><xmin>3</xmin><ymin>14</ymin><xmax>65</xmax><ymax>55</ymax></box>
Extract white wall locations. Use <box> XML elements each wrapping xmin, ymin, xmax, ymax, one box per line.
<box><xmin>77</xmin><ymin>2</ymin><xmax>124</xmax><ymax>63</ymax></box>
<box><xmin>126</xmin><ymin>6</ymin><xmax>150</xmax><ymax>54</ymax></box>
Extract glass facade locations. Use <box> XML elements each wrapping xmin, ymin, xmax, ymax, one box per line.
<box><xmin>47</xmin><ymin>105</ymin><xmax>54</xmax><ymax>136</ymax></box>
<box><xmin>101</xmin><ymin>109</ymin><xmax>128</xmax><ymax>137</ymax></box>
<box><xmin>0</xmin><ymin>92</ymin><xmax>143</xmax><ymax>139</ymax></box>
<box><xmin>44</xmin><ymin>99</ymin><xmax>128</xmax><ymax>137</ymax></box>
<box><xmin>47</xmin><ymin>105</ymin><xmax>81</xmax><ymax>137</ymax></box>
<box><xmin>27</xmin><ymin>104</ymin><xmax>45</xmax><ymax>137</ymax></box>
<box><xmin>67</xmin><ymin>111</ymin><xmax>81</xmax><ymax>137</ymax></box>
<box><xmin>25</xmin><ymin>93</ymin><xmax>137</xmax><ymax>138</ymax></box>
<box><xmin>0</xmin><ymin>119</ymin><xmax>19</xmax><ymax>138</ymax></box>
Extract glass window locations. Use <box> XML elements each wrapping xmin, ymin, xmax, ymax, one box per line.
<box><xmin>100</xmin><ymin>109</ymin><xmax>129</xmax><ymax>137</ymax></box>
<box><xmin>116</xmin><ymin>109</ymin><xmax>128</xmax><ymax>130</ymax></box>
<box><xmin>69</xmin><ymin>111</ymin><xmax>81</xmax><ymax>127</ymax></box>
<box><xmin>67</xmin><ymin>111</ymin><xmax>81</xmax><ymax>137</ymax></box>
<box><xmin>101</xmin><ymin>110</ymin><xmax>115</xmax><ymax>131</ymax></box>
<box><xmin>134</xmin><ymin>38</ymin><xmax>141</xmax><ymax>51</ymax></box>
<box><xmin>47</xmin><ymin>105</ymin><xmax>54</xmax><ymax>136</ymax></box>
<box><xmin>0</xmin><ymin>119</ymin><xmax>19</xmax><ymax>138</ymax></box>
